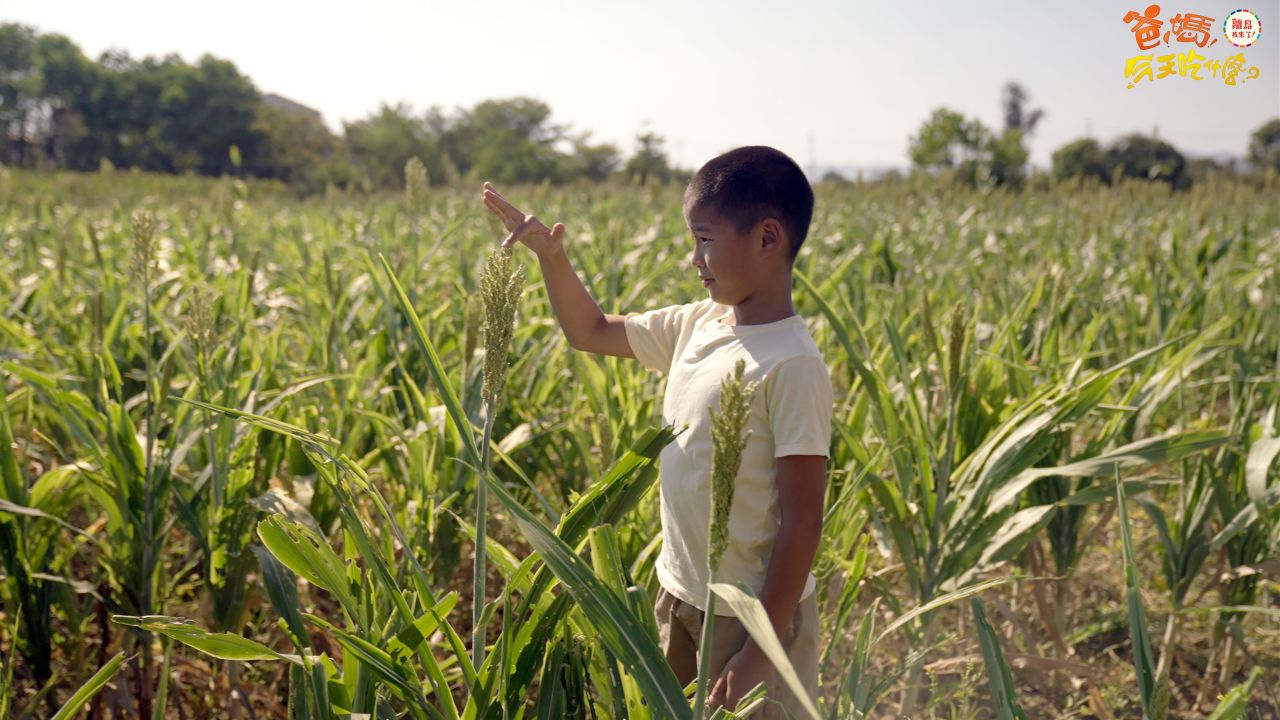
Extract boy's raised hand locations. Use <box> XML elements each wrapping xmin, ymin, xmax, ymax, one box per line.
<box><xmin>481</xmin><ymin>181</ymin><xmax>565</xmax><ymax>256</ymax></box>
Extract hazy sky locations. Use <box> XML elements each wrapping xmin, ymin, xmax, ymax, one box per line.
<box><xmin>5</xmin><ymin>0</ymin><xmax>1278</xmax><ymax>171</ymax></box>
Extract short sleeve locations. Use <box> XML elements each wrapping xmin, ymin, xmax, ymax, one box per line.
<box><xmin>766</xmin><ymin>355</ymin><xmax>834</xmax><ymax>458</ymax></box>
<box><xmin>624</xmin><ymin>303</ymin><xmax>692</xmax><ymax>373</ymax></box>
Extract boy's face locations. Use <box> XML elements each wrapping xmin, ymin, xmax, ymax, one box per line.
<box><xmin>683</xmin><ymin>201</ymin><xmax>765</xmax><ymax>306</ymax></box>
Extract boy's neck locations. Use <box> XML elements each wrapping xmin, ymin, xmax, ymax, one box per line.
<box><xmin>717</xmin><ymin>280</ymin><xmax>797</xmax><ymax>326</ymax></box>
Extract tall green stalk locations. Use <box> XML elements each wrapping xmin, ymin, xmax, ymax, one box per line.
<box><xmin>129</xmin><ymin>209</ymin><xmax>160</xmax><ymax>718</ymax></box>
<box><xmin>693</xmin><ymin>359</ymin><xmax>756</xmax><ymax>718</ymax></box>
<box><xmin>474</xmin><ymin>247</ymin><xmax>525</xmax><ymax>671</ymax></box>
<box><xmin>1116</xmin><ymin>466</ymin><xmax>1167</xmax><ymax>720</ymax></box>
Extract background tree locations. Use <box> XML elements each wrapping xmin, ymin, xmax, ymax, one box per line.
<box><xmin>29</xmin><ymin>33</ymin><xmax>95</xmax><ymax>168</ymax></box>
<box><xmin>1051</xmin><ymin>134</ymin><xmax>1193</xmax><ymax>188</ymax></box>
<box><xmin>35</xmin><ymin>23</ymin><xmax>1273</xmax><ymax>197</ymax></box>
<box><xmin>166</xmin><ymin>55</ymin><xmax>263</xmax><ymax>176</ymax></box>
<box><xmin>0</xmin><ymin>28</ymin><xmax>265</xmax><ymax>177</ymax></box>
<box><xmin>624</xmin><ymin>131</ymin><xmax>672</xmax><ymax>186</ymax></box>
<box><xmin>443</xmin><ymin>97</ymin><xmax>564</xmax><ymax>184</ymax></box>
<box><xmin>0</xmin><ymin>24</ymin><xmax>41</xmax><ymax>167</ymax></box>
<box><xmin>909</xmin><ymin>82</ymin><xmax>1045</xmax><ymax>188</ymax></box>
<box><xmin>251</xmin><ymin>102</ymin><xmax>344</xmax><ymax>193</ymax></box>
<box><xmin>1051</xmin><ymin>138</ymin><xmax>1111</xmax><ymax>184</ymax></box>
<box><xmin>908</xmin><ymin>108</ymin><xmax>986</xmax><ymax>171</ymax></box>
<box><xmin>571</xmin><ymin>133</ymin><xmax>621</xmax><ymax>182</ymax></box>
<box><xmin>1247</xmin><ymin>118</ymin><xmax>1280</xmax><ymax>173</ymax></box>
<box><xmin>343</xmin><ymin>103</ymin><xmax>438</xmax><ymax>191</ymax></box>
<box><xmin>994</xmin><ymin>81</ymin><xmax>1044</xmax><ymax>187</ymax></box>
<box><xmin>68</xmin><ymin>49</ymin><xmax>135</xmax><ymax>169</ymax></box>
<box><xmin>1187</xmin><ymin>156</ymin><xmax>1237</xmax><ymax>183</ymax></box>
<box><xmin>819</xmin><ymin>169</ymin><xmax>853</xmax><ymax>186</ymax></box>
<box><xmin>0</xmin><ymin>24</ymin><xmax>648</xmax><ymax>189</ymax></box>
<box><xmin>988</xmin><ymin>129</ymin><xmax>1030</xmax><ymax>187</ymax></box>
<box><xmin>908</xmin><ymin>108</ymin><xmax>1008</xmax><ymax>186</ymax></box>
<box><xmin>1002</xmin><ymin>81</ymin><xmax>1044</xmax><ymax>137</ymax></box>
<box><xmin>1106</xmin><ymin>133</ymin><xmax>1190</xmax><ymax>189</ymax></box>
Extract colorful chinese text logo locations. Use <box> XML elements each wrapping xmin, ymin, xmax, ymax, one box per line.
<box><xmin>1224</xmin><ymin>9</ymin><xmax>1261</xmax><ymax>47</ymax></box>
<box><xmin>1123</xmin><ymin>5</ymin><xmax>1218</xmax><ymax>48</ymax></box>
<box><xmin>1121</xmin><ymin>5</ymin><xmax>1262</xmax><ymax>88</ymax></box>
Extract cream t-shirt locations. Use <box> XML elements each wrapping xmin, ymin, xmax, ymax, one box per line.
<box><xmin>624</xmin><ymin>298</ymin><xmax>833</xmax><ymax>615</ymax></box>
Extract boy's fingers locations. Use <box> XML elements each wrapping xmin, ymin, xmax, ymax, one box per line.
<box><xmin>502</xmin><ymin>216</ymin><xmax>541</xmax><ymax>248</ymax></box>
<box><xmin>497</xmin><ymin>213</ymin><xmax>557</xmax><ymax>250</ymax></box>
<box><xmin>481</xmin><ymin>182</ymin><xmax>508</xmax><ymax>204</ymax></box>
<box><xmin>484</xmin><ymin>191</ymin><xmax>523</xmax><ymax>224</ymax></box>
<box><xmin>482</xmin><ymin>196</ymin><xmax>510</xmax><ymax>223</ymax></box>
<box><xmin>492</xmin><ymin>193</ymin><xmax>530</xmax><ymax>226</ymax></box>
<box><xmin>504</xmin><ymin>230</ymin><xmax>523</xmax><ymax>248</ymax></box>
<box><xmin>483</xmin><ymin>197</ymin><xmax>525</xmax><ymax>232</ymax></box>
<box><xmin>482</xmin><ymin>200</ymin><xmax>513</xmax><ymax>231</ymax></box>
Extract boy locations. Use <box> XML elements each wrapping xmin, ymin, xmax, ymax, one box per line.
<box><xmin>481</xmin><ymin>146</ymin><xmax>832</xmax><ymax>718</ymax></box>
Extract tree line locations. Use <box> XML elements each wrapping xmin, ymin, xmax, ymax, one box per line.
<box><xmin>904</xmin><ymin>82</ymin><xmax>1280</xmax><ymax>190</ymax></box>
<box><xmin>3</xmin><ymin>24</ymin><xmax>1278</xmax><ymax>193</ymax></box>
<box><xmin>0</xmin><ymin>23</ymin><xmax>676</xmax><ymax>193</ymax></box>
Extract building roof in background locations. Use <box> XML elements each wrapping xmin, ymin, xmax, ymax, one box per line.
<box><xmin>263</xmin><ymin>93</ymin><xmax>321</xmax><ymax>121</ymax></box>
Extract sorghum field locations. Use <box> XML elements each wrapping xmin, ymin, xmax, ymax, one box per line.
<box><xmin>1</xmin><ymin>166</ymin><xmax>1277</xmax><ymax>719</ymax></box>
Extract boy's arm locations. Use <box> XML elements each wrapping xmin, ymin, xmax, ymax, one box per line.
<box><xmin>482</xmin><ymin>182</ymin><xmax>635</xmax><ymax>358</ymax></box>
<box><xmin>535</xmin><ymin>246</ymin><xmax>635</xmax><ymax>358</ymax></box>
<box><xmin>748</xmin><ymin>454</ymin><xmax>825</xmax><ymax>648</ymax></box>
<box><xmin>709</xmin><ymin>454</ymin><xmax>825</xmax><ymax>710</ymax></box>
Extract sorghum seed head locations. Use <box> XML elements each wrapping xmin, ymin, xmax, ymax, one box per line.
<box><xmin>182</xmin><ymin>286</ymin><xmax>217</xmax><ymax>361</ymax></box>
<box><xmin>480</xmin><ymin>247</ymin><xmax>526</xmax><ymax>410</ymax></box>
<box><xmin>708</xmin><ymin>358</ymin><xmax>758</xmax><ymax>573</ymax></box>
<box><xmin>921</xmin><ymin>291</ymin><xmax>941</xmax><ymax>360</ymax></box>
<box><xmin>948</xmin><ymin>302</ymin><xmax>968</xmax><ymax>390</ymax></box>
<box><xmin>404</xmin><ymin>157</ymin><xmax>429</xmax><ymax>206</ymax></box>
<box><xmin>130</xmin><ymin>209</ymin><xmax>156</xmax><ymax>278</ymax></box>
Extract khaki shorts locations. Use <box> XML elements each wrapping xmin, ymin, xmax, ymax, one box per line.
<box><xmin>654</xmin><ymin>585</ymin><xmax>819</xmax><ymax>719</ymax></box>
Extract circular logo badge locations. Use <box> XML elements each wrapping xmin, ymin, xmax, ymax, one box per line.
<box><xmin>1223</xmin><ymin>9</ymin><xmax>1261</xmax><ymax>47</ymax></box>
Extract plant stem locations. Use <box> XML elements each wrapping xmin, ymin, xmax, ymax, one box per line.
<box><xmin>691</xmin><ymin>580</ymin><xmax>716</xmax><ymax>719</ymax></box>
<box><xmin>472</xmin><ymin>406</ymin><xmax>496</xmax><ymax>671</ymax></box>
<box><xmin>140</xmin><ymin>250</ymin><xmax>156</xmax><ymax>720</ymax></box>
<box><xmin>1155</xmin><ymin>609</ymin><xmax>1177</xmax><ymax>681</ymax></box>
<box><xmin>226</xmin><ymin>659</ymin><xmax>240</xmax><ymax>720</ymax></box>
<box><xmin>901</xmin><ymin>615</ymin><xmax>937</xmax><ymax>715</ymax></box>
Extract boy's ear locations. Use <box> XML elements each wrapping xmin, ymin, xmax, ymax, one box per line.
<box><xmin>757</xmin><ymin>218</ymin><xmax>788</xmax><ymax>258</ymax></box>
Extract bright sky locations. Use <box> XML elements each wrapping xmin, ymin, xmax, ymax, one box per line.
<box><xmin>5</xmin><ymin>0</ymin><xmax>1279</xmax><ymax>172</ymax></box>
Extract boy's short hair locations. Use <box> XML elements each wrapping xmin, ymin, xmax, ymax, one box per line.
<box><xmin>684</xmin><ymin>146</ymin><xmax>815</xmax><ymax>263</ymax></box>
